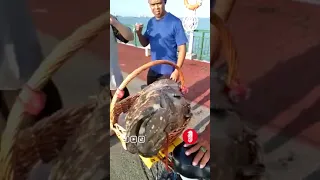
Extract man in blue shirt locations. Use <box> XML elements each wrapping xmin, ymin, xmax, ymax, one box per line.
<box><xmin>135</xmin><ymin>0</ymin><xmax>188</xmax><ymax>85</ymax></box>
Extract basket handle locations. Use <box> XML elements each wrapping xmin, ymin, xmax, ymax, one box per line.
<box><xmin>110</xmin><ymin>60</ymin><xmax>185</xmax><ymax>126</ymax></box>
<box><xmin>0</xmin><ymin>12</ymin><xmax>109</xmax><ymax>177</ymax></box>
<box><xmin>5</xmin><ymin>11</ymin><xmax>107</xmax><ymax>127</ymax></box>
<box><xmin>211</xmin><ymin>11</ymin><xmax>238</xmax><ymax>85</ymax></box>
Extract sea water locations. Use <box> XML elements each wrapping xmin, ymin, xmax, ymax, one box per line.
<box><xmin>115</xmin><ymin>16</ymin><xmax>210</xmax><ymax>30</ymax></box>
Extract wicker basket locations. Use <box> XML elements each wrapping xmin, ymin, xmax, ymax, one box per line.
<box><xmin>110</xmin><ymin>60</ymin><xmax>191</xmax><ymax>154</ymax></box>
<box><xmin>0</xmin><ymin>12</ymin><xmax>109</xmax><ymax>180</ymax></box>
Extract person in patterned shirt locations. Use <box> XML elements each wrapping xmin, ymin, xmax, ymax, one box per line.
<box><xmin>108</xmin><ymin>14</ymin><xmax>134</xmax><ymax>136</ymax></box>
<box><xmin>109</xmin><ymin>14</ymin><xmax>133</xmax><ymax>100</ymax></box>
<box><xmin>0</xmin><ymin>0</ymin><xmax>62</xmax><ymax>126</ymax></box>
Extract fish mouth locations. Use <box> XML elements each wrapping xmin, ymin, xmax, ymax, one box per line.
<box><xmin>125</xmin><ymin>120</ymin><xmax>143</xmax><ymax>154</ymax></box>
<box><xmin>136</xmin><ymin>112</ymin><xmax>167</xmax><ymax>157</ymax></box>
<box><xmin>139</xmin><ymin>133</ymin><xmax>166</xmax><ymax>157</ymax></box>
<box><xmin>126</xmin><ymin>110</ymin><xmax>155</xmax><ymax>152</ymax></box>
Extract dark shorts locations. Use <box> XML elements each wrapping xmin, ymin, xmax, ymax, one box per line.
<box><xmin>109</xmin><ymin>87</ymin><xmax>130</xmax><ymax>101</ymax></box>
<box><xmin>99</xmin><ymin>73</ymin><xmax>130</xmax><ymax>100</ymax></box>
<box><xmin>147</xmin><ymin>69</ymin><xmax>171</xmax><ymax>85</ymax></box>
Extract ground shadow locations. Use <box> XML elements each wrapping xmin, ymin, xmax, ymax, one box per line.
<box><xmin>264</xmin><ymin>98</ymin><xmax>320</xmax><ymax>154</ymax></box>
<box><xmin>110</xmin><ymin>135</ymin><xmax>120</xmax><ymax>147</ymax></box>
<box><xmin>186</xmin><ymin>75</ymin><xmax>210</xmax><ymax>110</ymax></box>
<box><xmin>235</xmin><ymin>43</ymin><xmax>320</xmax><ymax>153</ymax></box>
<box><xmin>303</xmin><ymin>166</ymin><xmax>320</xmax><ymax>180</ymax></box>
<box><xmin>194</xmin><ymin>115</ymin><xmax>210</xmax><ymax>132</ymax></box>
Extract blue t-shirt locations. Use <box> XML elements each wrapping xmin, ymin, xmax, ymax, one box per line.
<box><xmin>144</xmin><ymin>13</ymin><xmax>188</xmax><ymax>75</ymax></box>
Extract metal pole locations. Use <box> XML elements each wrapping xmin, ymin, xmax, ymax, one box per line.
<box><xmin>183</xmin><ymin>0</ymin><xmax>200</xmax><ymax>60</ymax></box>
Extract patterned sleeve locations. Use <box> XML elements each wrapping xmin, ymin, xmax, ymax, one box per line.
<box><xmin>111</xmin><ymin>17</ymin><xmax>130</xmax><ymax>44</ymax></box>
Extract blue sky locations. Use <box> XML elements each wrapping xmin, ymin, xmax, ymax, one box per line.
<box><xmin>111</xmin><ymin>0</ymin><xmax>210</xmax><ymax>18</ymax></box>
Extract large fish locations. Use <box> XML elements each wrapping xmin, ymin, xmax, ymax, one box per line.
<box><xmin>125</xmin><ymin>79</ymin><xmax>192</xmax><ymax>157</ymax></box>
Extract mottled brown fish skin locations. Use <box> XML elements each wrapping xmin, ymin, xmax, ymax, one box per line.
<box><xmin>125</xmin><ymin>79</ymin><xmax>191</xmax><ymax>157</ymax></box>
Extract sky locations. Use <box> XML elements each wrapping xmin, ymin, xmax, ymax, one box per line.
<box><xmin>111</xmin><ymin>0</ymin><xmax>210</xmax><ymax>18</ymax></box>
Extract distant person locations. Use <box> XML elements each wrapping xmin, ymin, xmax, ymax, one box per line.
<box><xmin>135</xmin><ymin>0</ymin><xmax>188</xmax><ymax>85</ymax></box>
<box><xmin>0</xmin><ymin>0</ymin><xmax>62</xmax><ymax>125</ymax></box>
<box><xmin>108</xmin><ymin>14</ymin><xmax>134</xmax><ymax>136</ymax></box>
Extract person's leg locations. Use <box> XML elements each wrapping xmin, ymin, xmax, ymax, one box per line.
<box><xmin>0</xmin><ymin>91</ymin><xmax>9</xmax><ymax>121</ymax></box>
<box><xmin>0</xmin><ymin>80</ymin><xmax>62</xmax><ymax>122</ymax></box>
<box><xmin>110</xmin><ymin>87</ymin><xmax>129</xmax><ymax>100</ymax></box>
<box><xmin>110</xmin><ymin>91</ymin><xmax>113</xmax><ymax>99</ymax></box>
<box><xmin>122</xmin><ymin>87</ymin><xmax>130</xmax><ymax>99</ymax></box>
<box><xmin>0</xmin><ymin>89</ymin><xmax>21</xmax><ymax>122</ymax></box>
<box><xmin>147</xmin><ymin>69</ymin><xmax>171</xmax><ymax>85</ymax></box>
<box><xmin>0</xmin><ymin>91</ymin><xmax>10</xmax><ymax>134</ymax></box>
<box><xmin>109</xmin><ymin>86</ymin><xmax>129</xmax><ymax>136</ymax></box>
<box><xmin>147</xmin><ymin>69</ymin><xmax>159</xmax><ymax>85</ymax></box>
<box><xmin>35</xmin><ymin>79</ymin><xmax>63</xmax><ymax>121</ymax></box>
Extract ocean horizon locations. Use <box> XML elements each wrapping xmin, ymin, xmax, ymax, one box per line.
<box><xmin>116</xmin><ymin>16</ymin><xmax>210</xmax><ymax>31</ymax></box>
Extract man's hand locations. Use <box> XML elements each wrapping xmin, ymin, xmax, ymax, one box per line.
<box><xmin>110</xmin><ymin>15</ymin><xmax>119</xmax><ymax>26</ymax></box>
<box><xmin>170</xmin><ymin>69</ymin><xmax>179</xmax><ymax>82</ymax></box>
<box><xmin>184</xmin><ymin>127</ymin><xmax>210</xmax><ymax>168</ymax></box>
<box><xmin>135</xmin><ymin>23</ymin><xmax>144</xmax><ymax>34</ymax></box>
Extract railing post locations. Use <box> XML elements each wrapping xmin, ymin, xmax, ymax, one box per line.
<box><xmin>145</xmin><ymin>44</ymin><xmax>151</xmax><ymax>57</ymax></box>
<box><xmin>199</xmin><ymin>32</ymin><xmax>205</xmax><ymax>60</ymax></box>
<box><xmin>134</xmin><ymin>32</ymin><xmax>137</xmax><ymax>46</ymax></box>
<box><xmin>187</xmin><ymin>32</ymin><xmax>194</xmax><ymax>56</ymax></box>
<box><xmin>182</xmin><ymin>0</ymin><xmax>199</xmax><ymax>60</ymax></box>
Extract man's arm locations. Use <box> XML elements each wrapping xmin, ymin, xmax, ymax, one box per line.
<box><xmin>137</xmin><ymin>33</ymin><xmax>149</xmax><ymax>47</ymax></box>
<box><xmin>135</xmin><ymin>21</ymin><xmax>150</xmax><ymax>47</ymax></box>
<box><xmin>177</xmin><ymin>45</ymin><xmax>186</xmax><ymax>68</ymax></box>
<box><xmin>174</xmin><ymin>20</ymin><xmax>188</xmax><ymax>68</ymax></box>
